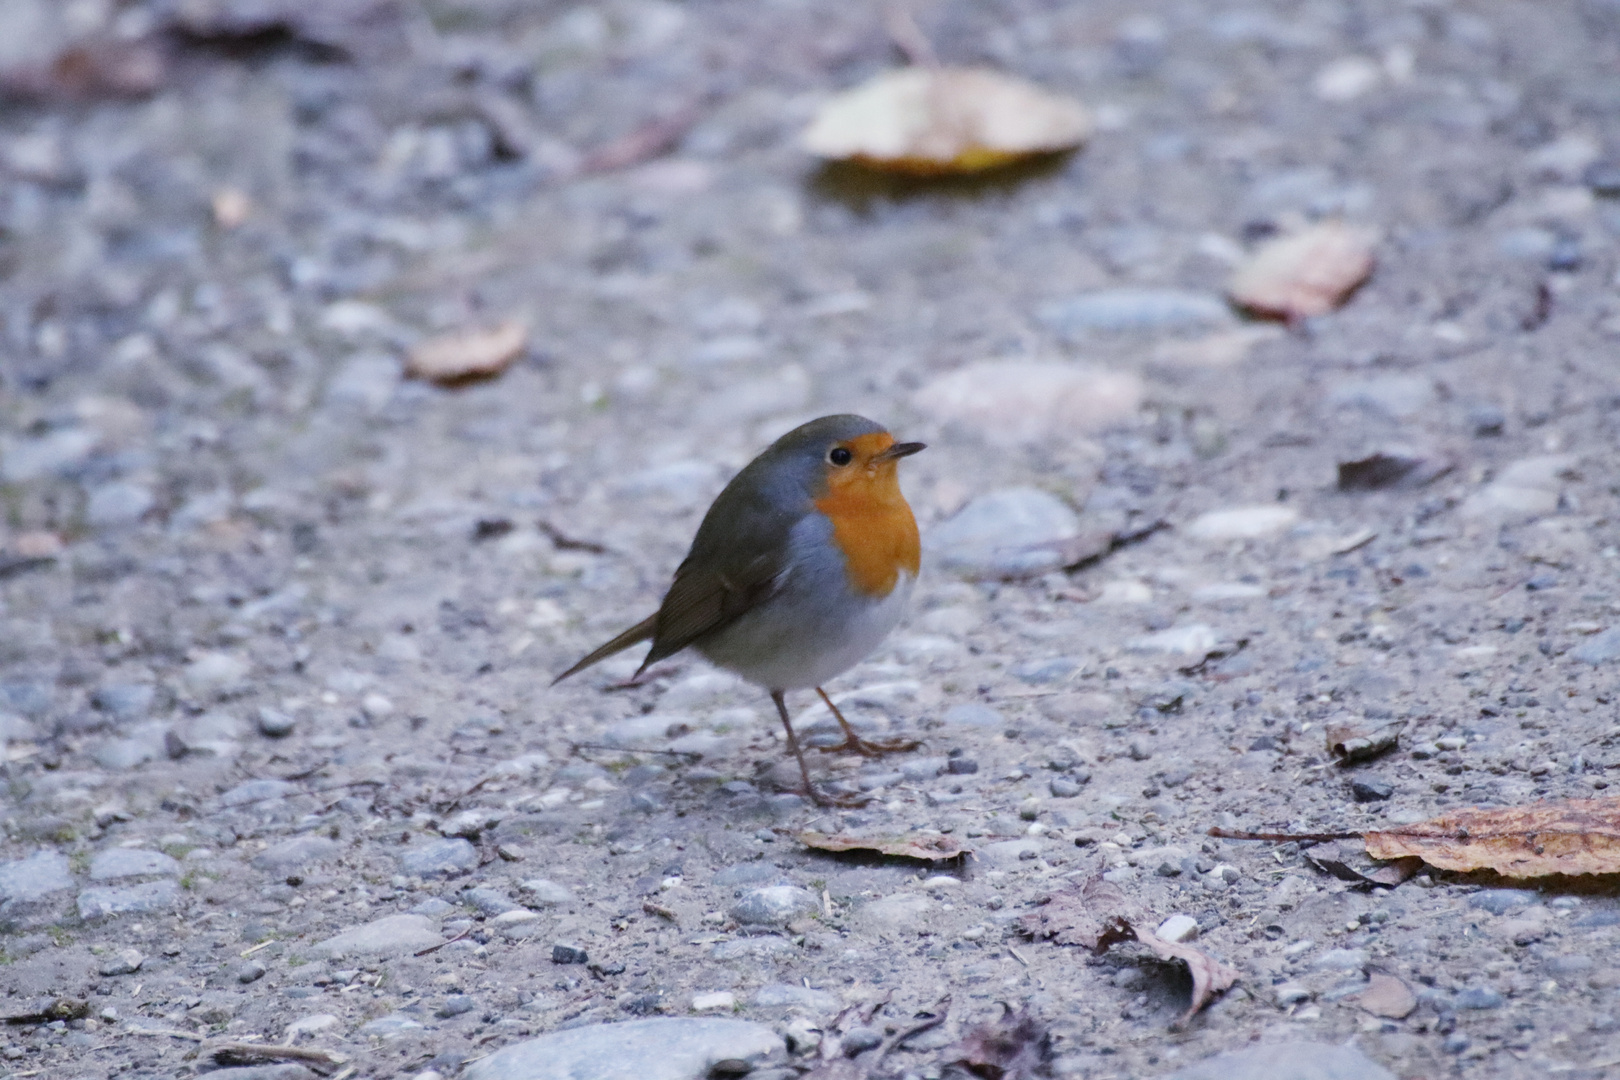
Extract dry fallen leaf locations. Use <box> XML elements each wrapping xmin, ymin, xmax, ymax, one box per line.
<box><xmin>1229</xmin><ymin>222</ymin><xmax>1376</xmax><ymax>321</ymax></box>
<box><xmin>405</xmin><ymin>321</ymin><xmax>528</xmax><ymax>385</ymax></box>
<box><xmin>1325</xmin><ymin>718</ymin><xmax>1407</xmax><ymax>763</ymax></box>
<box><xmin>1019</xmin><ymin>877</ymin><xmax>1237</xmax><ymax>1027</ymax></box>
<box><xmin>1303</xmin><ymin>838</ymin><xmax>1422</xmax><ymax>888</ymax></box>
<box><xmin>1017</xmin><ymin>877</ymin><xmax>1136</xmax><ymax>950</ymax></box>
<box><xmin>1357</xmin><ymin>973</ymin><xmax>1417</xmax><ymax>1019</ymax></box>
<box><xmin>1365</xmin><ymin>796</ymin><xmax>1620</xmax><ymax>877</ymax></box>
<box><xmin>948</xmin><ymin>1006</ymin><xmax>1053</xmax><ymax>1080</ymax></box>
<box><xmin>804</xmin><ymin>67</ymin><xmax>1091</xmax><ymax>175</ymax></box>
<box><xmin>797</xmin><ymin>830</ymin><xmax>969</xmax><ymax>862</ymax></box>
<box><xmin>1135</xmin><ymin>927</ymin><xmax>1241</xmax><ymax>1029</ymax></box>
<box><xmin>1337</xmin><ymin>450</ymin><xmax>1454</xmax><ymax>491</ymax></box>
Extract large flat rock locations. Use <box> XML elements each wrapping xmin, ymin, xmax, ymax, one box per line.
<box><xmin>463</xmin><ymin>1018</ymin><xmax>783</xmax><ymax>1080</ymax></box>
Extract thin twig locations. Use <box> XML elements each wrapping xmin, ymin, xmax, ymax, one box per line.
<box><xmin>569</xmin><ymin>742</ymin><xmax>701</xmax><ymax>759</ymax></box>
<box><xmin>883</xmin><ymin>2</ymin><xmax>940</xmax><ymax>68</ymax></box>
<box><xmin>414</xmin><ymin>925</ymin><xmax>476</xmax><ymax>957</ymax></box>
<box><xmin>642</xmin><ymin>901</ymin><xmax>678</xmax><ymax>924</ymax></box>
<box><xmin>874</xmin><ymin>996</ymin><xmax>951</xmax><ymax>1067</ymax></box>
<box><xmin>1208</xmin><ymin>826</ymin><xmax>1359</xmax><ymax>842</ymax></box>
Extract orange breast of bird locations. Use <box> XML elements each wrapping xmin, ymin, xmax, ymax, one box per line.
<box><xmin>813</xmin><ymin>433</ymin><xmax>922</xmax><ymax>598</ymax></box>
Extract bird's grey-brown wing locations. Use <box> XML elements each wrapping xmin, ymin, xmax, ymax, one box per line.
<box><xmin>555</xmin><ymin>441</ymin><xmax>810</xmax><ymax>683</ymax></box>
<box><xmin>637</xmin><ymin>460</ymin><xmax>806</xmax><ymax>671</ymax></box>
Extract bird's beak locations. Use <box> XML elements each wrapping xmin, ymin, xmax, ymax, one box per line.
<box><xmin>875</xmin><ymin>441</ymin><xmax>926</xmax><ymax>462</ymax></box>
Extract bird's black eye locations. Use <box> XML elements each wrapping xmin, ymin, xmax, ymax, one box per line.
<box><xmin>828</xmin><ymin>447</ymin><xmax>853</xmax><ymax>466</ymax></box>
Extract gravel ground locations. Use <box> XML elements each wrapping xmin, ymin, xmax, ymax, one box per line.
<box><xmin>3</xmin><ymin>2</ymin><xmax>1620</xmax><ymax>1079</ymax></box>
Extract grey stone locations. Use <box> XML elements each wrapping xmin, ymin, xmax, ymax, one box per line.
<box><xmin>253</xmin><ymin>836</ymin><xmax>341</xmax><ymax>874</ymax></box>
<box><xmin>201</xmin><ymin>1068</ymin><xmax>319</xmax><ymax>1080</ymax></box>
<box><xmin>520</xmin><ymin>878</ymin><xmax>577</xmax><ymax>905</ymax></box>
<box><xmin>399</xmin><ymin>837</ymin><xmax>478</xmax><ymax>878</ymax></box>
<box><xmin>463</xmin><ymin>1018</ymin><xmax>783</xmax><ymax>1080</ymax></box>
<box><xmin>1049</xmin><ymin>776</ymin><xmax>1083</xmax><ymax>798</ymax></box>
<box><xmin>0</xmin><ymin>851</ymin><xmax>75</xmax><ymax>903</ymax></box>
<box><xmin>97</xmin><ymin>947</ymin><xmax>144</xmax><ymax>976</ymax></box>
<box><xmin>257</xmin><ymin>707</ymin><xmax>296</xmax><ymax>737</ymax></box>
<box><xmin>751</xmin><ymin>983</ymin><xmax>839</xmax><ymax>1013</ymax></box>
<box><xmin>238</xmin><ymin>960</ymin><xmax>267</xmax><ymax>983</ymax></box>
<box><xmin>77</xmin><ymin>880</ymin><xmax>179</xmax><ymax>920</ymax></box>
<box><xmin>312</xmin><ymin>914</ymin><xmax>442</xmax><ymax>958</ymax></box>
<box><xmin>221</xmin><ymin>779</ymin><xmax>297</xmax><ymax>807</ymax></box>
<box><xmin>982</xmin><ymin>840</ymin><xmax>1045</xmax><ymax>866</ymax></box>
<box><xmin>552</xmin><ymin>943</ymin><xmax>589</xmax><ymax>964</ymax></box>
<box><xmin>941</xmin><ymin>703</ymin><xmax>1004</xmax><ymax>728</ymax></box>
<box><xmin>946</xmin><ymin>757</ymin><xmax>979</xmax><ymax>774</ymax></box>
<box><xmin>927</xmin><ymin>489</ymin><xmax>1083</xmax><ymax>579</ymax></box>
<box><xmin>1011</xmin><ymin>657</ymin><xmax>1079</xmax><ymax>684</ymax></box>
<box><xmin>1314</xmin><ymin>948</ymin><xmax>1367</xmax><ymax>971</ymax></box>
<box><xmin>0</xmin><ymin>426</ymin><xmax>98</xmax><ymax>483</ymax></box>
<box><xmin>437</xmin><ymin>994</ymin><xmax>478</xmax><ymax>1018</ymax></box>
<box><xmin>89</xmin><ymin>848</ymin><xmax>180</xmax><ymax>881</ymax></box>
<box><xmin>1165</xmin><ymin>1041</ymin><xmax>1396</xmax><ymax>1080</ymax></box>
<box><xmin>1572</xmin><ymin>628</ymin><xmax>1620</xmax><ymax>664</ymax></box>
<box><xmin>463</xmin><ymin>887</ymin><xmax>519</xmax><ymax>915</ymax></box>
<box><xmin>412</xmin><ymin>897</ymin><xmax>456</xmax><ymax>917</ymax></box>
<box><xmin>85</xmin><ymin>482</ymin><xmax>154</xmax><ymax>527</ymax></box>
<box><xmin>1329</xmin><ymin>376</ymin><xmax>1436</xmax><ymax>420</ymax></box>
<box><xmin>361</xmin><ymin>1013</ymin><xmax>425</xmax><ymax>1038</ymax></box>
<box><xmin>92</xmin><ymin>724</ymin><xmax>170</xmax><ymax>770</ymax></box>
<box><xmin>1455</xmin><ymin>986</ymin><xmax>1505</xmax><ymax>1009</ymax></box>
<box><xmin>92</xmin><ymin>683</ymin><xmax>155</xmax><ymax>721</ymax></box>
<box><xmin>712</xmin><ymin>864</ymin><xmax>777</xmax><ymax>888</ymax></box>
<box><xmin>730</xmin><ymin>885</ymin><xmax>818</xmax><ymax>926</ymax></box>
<box><xmin>841</xmin><ymin>1027</ymin><xmax>882</xmax><ymax>1055</ymax></box>
<box><xmin>1469</xmin><ymin>889</ymin><xmax>1537</xmax><ymax>915</ymax></box>
<box><xmin>899</xmin><ymin>757</ymin><xmax>948</xmax><ymax>781</ymax></box>
<box><xmin>1037</xmin><ymin>288</ymin><xmax>1232</xmax><ymax>337</ymax></box>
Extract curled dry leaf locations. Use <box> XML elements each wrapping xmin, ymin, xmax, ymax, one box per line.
<box><xmin>1337</xmin><ymin>450</ymin><xmax>1454</xmax><ymax>491</ymax></box>
<box><xmin>797</xmin><ymin>830</ymin><xmax>969</xmax><ymax>862</ymax></box>
<box><xmin>1325</xmin><ymin>718</ymin><xmax>1406</xmax><ymax>763</ymax></box>
<box><xmin>405</xmin><ymin>320</ymin><xmax>528</xmax><ymax>385</ymax></box>
<box><xmin>803</xmin><ymin>67</ymin><xmax>1091</xmax><ymax>175</ymax></box>
<box><xmin>1019</xmin><ymin>877</ymin><xmax>1237</xmax><ymax>1027</ymax></box>
<box><xmin>1364</xmin><ymin>796</ymin><xmax>1620</xmax><ymax>877</ymax></box>
<box><xmin>1228</xmin><ymin>221</ymin><xmax>1376</xmax><ymax>321</ymax></box>
<box><xmin>1304</xmin><ymin>838</ymin><xmax>1422</xmax><ymax>888</ymax></box>
<box><xmin>948</xmin><ymin>1006</ymin><xmax>1053</xmax><ymax>1080</ymax></box>
<box><xmin>1135</xmin><ymin>927</ymin><xmax>1241</xmax><ymax>1029</ymax></box>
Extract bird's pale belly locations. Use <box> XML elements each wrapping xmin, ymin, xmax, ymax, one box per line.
<box><xmin>697</xmin><ymin>572</ymin><xmax>913</xmax><ymax>691</ymax></box>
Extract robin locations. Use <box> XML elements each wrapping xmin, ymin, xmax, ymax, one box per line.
<box><xmin>555</xmin><ymin>414</ymin><xmax>925</xmax><ymax>805</ymax></box>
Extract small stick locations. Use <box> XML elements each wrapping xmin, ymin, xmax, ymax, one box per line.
<box><xmin>207</xmin><ymin>1041</ymin><xmax>348</xmax><ymax>1069</ymax></box>
<box><xmin>124</xmin><ymin>1027</ymin><xmax>205</xmax><ymax>1041</ymax></box>
<box><xmin>642</xmin><ymin>901</ymin><xmax>678</xmax><ymax>924</ymax></box>
<box><xmin>414</xmin><ymin>925</ymin><xmax>476</xmax><ymax>957</ymax></box>
<box><xmin>883</xmin><ymin>3</ymin><xmax>940</xmax><ymax>68</ymax></box>
<box><xmin>874</xmin><ymin>996</ymin><xmax>951</xmax><ymax>1065</ymax></box>
<box><xmin>1208</xmin><ymin>827</ymin><xmax>1359</xmax><ymax>842</ymax></box>
<box><xmin>239</xmin><ymin>939</ymin><xmax>275</xmax><ymax>958</ymax></box>
<box><xmin>569</xmin><ymin>742</ymin><xmax>700</xmax><ymax>759</ymax></box>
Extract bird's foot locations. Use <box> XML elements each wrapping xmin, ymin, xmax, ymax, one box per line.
<box><xmin>818</xmin><ymin>734</ymin><xmax>922</xmax><ymax>758</ymax></box>
<box><xmin>795</xmin><ymin>783</ymin><xmax>871</xmax><ymax>808</ymax></box>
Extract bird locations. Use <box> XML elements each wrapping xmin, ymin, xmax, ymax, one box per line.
<box><xmin>554</xmin><ymin>414</ymin><xmax>926</xmax><ymax>805</ymax></box>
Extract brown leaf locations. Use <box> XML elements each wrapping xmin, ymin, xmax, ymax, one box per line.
<box><xmin>1356</xmin><ymin>973</ymin><xmax>1417</xmax><ymax>1020</ymax></box>
<box><xmin>1016</xmin><ymin>877</ymin><xmax>1136</xmax><ymax>950</ymax></box>
<box><xmin>1337</xmin><ymin>450</ymin><xmax>1454</xmax><ymax>491</ymax></box>
<box><xmin>1135</xmin><ymin>928</ymin><xmax>1240</xmax><ymax>1029</ymax></box>
<box><xmin>797</xmin><ymin>830</ymin><xmax>969</xmax><ymax>862</ymax></box>
<box><xmin>405</xmin><ymin>320</ymin><xmax>528</xmax><ymax>385</ymax></box>
<box><xmin>1303</xmin><ymin>838</ymin><xmax>1422</xmax><ymax>888</ymax></box>
<box><xmin>1325</xmin><ymin>718</ymin><xmax>1407</xmax><ymax>763</ymax></box>
<box><xmin>1019</xmin><ymin>878</ymin><xmax>1237</xmax><ymax>1026</ymax></box>
<box><xmin>1228</xmin><ymin>222</ymin><xmax>1376</xmax><ymax>321</ymax></box>
<box><xmin>948</xmin><ymin>1006</ymin><xmax>1053</xmax><ymax>1080</ymax></box>
<box><xmin>1364</xmin><ymin>796</ymin><xmax>1620</xmax><ymax>878</ymax></box>
<box><xmin>803</xmin><ymin>67</ymin><xmax>1090</xmax><ymax>175</ymax></box>
<box><xmin>0</xmin><ymin>39</ymin><xmax>167</xmax><ymax>102</ymax></box>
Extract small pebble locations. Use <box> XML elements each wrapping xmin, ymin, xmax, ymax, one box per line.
<box><xmin>1049</xmin><ymin>776</ymin><xmax>1082</xmax><ymax>798</ymax></box>
<box><xmin>97</xmin><ymin>947</ymin><xmax>144</xmax><ymax>976</ymax></box>
<box><xmin>436</xmin><ymin>995</ymin><xmax>477</xmax><ymax>1018</ymax></box>
<box><xmin>946</xmin><ymin>757</ymin><xmax>979</xmax><ymax>775</ymax></box>
<box><xmin>551</xmin><ymin>943</ymin><xmax>589</xmax><ymax>965</ymax></box>
<box><xmin>257</xmin><ymin>707</ymin><xmax>296</xmax><ymax>738</ymax></box>
<box><xmin>1351</xmin><ymin>779</ymin><xmax>1394</xmax><ymax>802</ymax></box>
<box><xmin>237</xmin><ymin>960</ymin><xmax>267</xmax><ymax>984</ymax></box>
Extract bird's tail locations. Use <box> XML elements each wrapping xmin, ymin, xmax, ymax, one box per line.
<box><xmin>552</xmin><ymin>614</ymin><xmax>658</xmax><ymax>685</ymax></box>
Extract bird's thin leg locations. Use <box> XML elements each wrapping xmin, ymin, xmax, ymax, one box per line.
<box><xmin>772</xmin><ymin>690</ymin><xmax>865</xmax><ymax>808</ymax></box>
<box><xmin>814</xmin><ymin>687</ymin><xmax>921</xmax><ymax>757</ymax></box>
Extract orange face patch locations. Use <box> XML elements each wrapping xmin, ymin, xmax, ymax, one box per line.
<box><xmin>814</xmin><ymin>433</ymin><xmax>922</xmax><ymax>597</ymax></box>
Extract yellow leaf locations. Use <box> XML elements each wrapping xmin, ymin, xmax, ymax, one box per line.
<box><xmin>803</xmin><ymin>67</ymin><xmax>1091</xmax><ymax>175</ymax></box>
